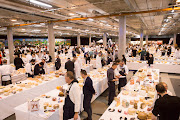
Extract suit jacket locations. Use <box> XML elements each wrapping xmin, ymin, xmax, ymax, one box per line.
<box><xmin>55</xmin><ymin>58</ymin><xmax>61</xmax><ymax>68</ymax></box>
<box><xmin>83</xmin><ymin>77</ymin><xmax>95</xmax><ymax>95</ymax></box>
<box><xmin>14</xmin><ymin>57</ymin><xmax>24</xmax><ymax>67</ymax></box>
<box><xmin>65</xmin><ymin>60</ymin><xmax>74</xmax><ymax>73</ymax></box>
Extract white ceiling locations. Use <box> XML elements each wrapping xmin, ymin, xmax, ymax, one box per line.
<box><xmin>0</xmin><ymin>0</ymin><xmax>179</xmax><ymax>37</ymax></box>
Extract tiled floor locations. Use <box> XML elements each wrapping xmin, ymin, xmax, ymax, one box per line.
<box><xmin>4</xmin><ymin>71</ymin><xmax>180</xmax><ymax>120</ymax></box>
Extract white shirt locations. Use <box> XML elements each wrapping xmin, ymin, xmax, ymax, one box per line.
<box><xmin>67</xmin><ymin>82</ymin><xmax>81</xmax><ymax>112</ymax></box>
<box><xmin>25</xmin><ymin>63</ymin><xmax>34</xmax><ymax>75</ymax></box>
<box><xmin>120</xmin><ymin>65</ymin><xmax>129</xmax><ymax>75</ymax></box>
<box><xmin>42</xmin><ymin>54</ymin><xmax>49</xmax><ymax>62</ymax></box>
<box><xmin>0</xmin><ymin>65</ymin><xmax>13</xmax><ymax>81</ymax></box>
<box><xmin>26</xmin><ymin>54</ymin><xmax>32</xmax><ymax>63</ymax></box>
<box><xmin>96</xmin><ymin>55</ymin><xmax>102</xmax><ymax>69</ymax></box>
<box><xmin>74</xmin><ymin>60</ymin><xmax>81</xmax><ymax>79</ymax></box>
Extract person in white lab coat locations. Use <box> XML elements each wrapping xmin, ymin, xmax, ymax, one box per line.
<box><xmin>74</xmin><ymin>56</ymin><xmax>81</xmax><ymax>79</ymax></box>
<box><xmin>25</xmin><ymin>59</ymin><xmax>35</xmax><ymax>78</ymax></box>
<box><xmin>96</xmin><ymin>52</ymin><xmax>102</xmax><ymax>69</ymax></box>
<box><xmin>41</xmin><ymin>59</ymin><xmax>48</xmax><ymax>74</ymax></box>
<box><xmin>42</xmin><ymin>52</ymin><xmax>49</xmax><ymax>62</ymax></box>
<box><xmin>0</xmin><ymin>60</ymin><xmax>13</xmax><ymax>86</ymax></box>
<box><xmin>26</xmin><ymin>52</ymin><xmax>32</xmax><ymax>63</ymax></box>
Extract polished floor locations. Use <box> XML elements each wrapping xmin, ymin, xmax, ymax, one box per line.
<box><xmin>4</xmin><ymin>71</ymin><xmax>180</xmax><ymax>120</ymax></box>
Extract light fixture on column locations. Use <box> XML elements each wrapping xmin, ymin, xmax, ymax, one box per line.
<box><xmin>167</xmin><ymin>16</ymin><xmax>172</xmax><ymax>19</ymax></box>
<box><xmin>176</xmin><ymin>0</ymin><xmax>180</xmax><ymax>3</ymax></box>
<box><xmin>29</xmin><ymin>0</ymin><xmax>52</xmax><ymax>8</ymax></box>
<box><xmin>22</xmin><ymin>29</ymin><xmax>25</xmax><ymax>31</ymax></box>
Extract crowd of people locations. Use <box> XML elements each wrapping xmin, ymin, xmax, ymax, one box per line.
<box><xmin>0</xmin><ymin>43</ymin><xmax>180</xmax><ymax>120</ymax></box>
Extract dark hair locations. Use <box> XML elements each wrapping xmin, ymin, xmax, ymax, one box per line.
<box><xmin>30</xmin><ymin>59</ymin><xmax>35</xmax><ymax>63</ymax></box>
<box><xmin>66</xmin><ymin>71</ymin><xmax>74</xmax><ymax>80</ymax></box>
<box><xmin>80</xmin><ymin>69</ymin><xmax>87</xmax><ymax>75</ymax></box>
<box><xmin>115</xmin><ymin>59</ymin><xmax>121</xmax><ymax>63</ymax></box>
<box><xmin>40</xmin><ymin>62</ymin><xmax>44</xmax><ymax>66</ymax></box>
<box><xmin>112</xmin><ymin>62</ymin><xmax>118</xmax><ymax>66</ymax></box>
<box><xmin>156</xmin><ymin>83</ymin><xmax>166</xmax><ymax>94</ymax></box>
<box><xmin>68</xmin><ymin>58</ymin><xmax>70</xmax><ymax>60</ymax></box>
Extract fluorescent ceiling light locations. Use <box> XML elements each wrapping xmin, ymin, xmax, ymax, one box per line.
<box><xmin>22</xmin><ymin>29</ymin><xmax>25</xmax><ymax>31</ymax></box>
<box><xmin>30</xmin><ymin>0</ymin><xmax>52</xmax><ymax>8</ymax></box>
<box><xmin>69</xmin><ymin>13</ymin><xmax>75</xmax><ymax>16</ymax></box>
<box><xmin>53</xmin><ymin>25</ymin><xmax>58</xmax><ymax>28</ymax></box>
<box><xmin>11</xmin><ymin>19</ymin><xmax>17</xmax><ymax>22</ymax></box>
<box><xmin>13</xmin><ymin>23</ymin><xmax>20</xmax><ymax>25</ymax></box>
<box><xmin>88</xmin><ymin>18</ymin><xmax>94</xmax><ymax>21</ymax></box>
<box><xmin>66</xmin><ymin>27</ymin><xmax>72</xmax><ymax>29</ymax></box>
<box><xmin>33</xmin><ymin>29</ymin><xmax>41</xmax><ymax>32</ymax></box>
<box><xmin>167</xmin><ymin>16</ymin><xmax>172</xmax><ymax>19</ymax></box>
<box><xmin>177</xmin><ymin>0</ymin><xmax>180</xmax><ymax>2</ymax></box>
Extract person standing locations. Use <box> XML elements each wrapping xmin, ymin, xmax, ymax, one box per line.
<box><xmin>148</xmin><ymin>54</ymin><xmax>154</xmax><ymax>67</ymax></box>
<box><xmin>107</xmin><ymin>62</ymin><xmax>118</xmax><ymax>105</ymax></box>
<box><xmin>96</xmin><ymin>52</ymin><xmax>102</xmax><ymax>69</ymax></box>
<box><xmin>25</xmin><ymin>59</ymin><xmax>35</xmax><ymax>78</ymax></box>
<box><xmin>65</xmin><ymin>58</ymin><xmax>75</xmax><ymax>74</ymax></box>
<box><xmin>140</xmin><ymin>48</ymin><xmax>146</xmax><ymax>61</ymax></box>
<box><xmin>81</xmin><ymin>70</ymin><xmax>95</xmax><ymax>120</ymax></box>
<box><xmin>118</xmin><ymin>60</ymin><xmax>128</xmax><ymax>92</ymax></box>
<box><xmin>0</xmin><ymin>52</ymin><xmax>2</xmax><ymax>65</ymax></box>
<box><xmin>74</xmin><ymin>56</ymin><xmax>81</xmax><ymax>79</ymax></box>
<box><xmin>59</xmin><ymin>71</ymin><xmax>81</xmax><ymax>120</ymax></box>
<box><xmin>55</xmin><ymin>55</ymin><xmax>61</xmax><ymax>70</ymax></box>
<box><xmin>151</xmin><ymin>83</ymin><xmax>180</xmax><ymax>120</ymax></box>
<box><xmin>0</xmin><ymin>60</ymin><xmax>13</xmax><ymax>85</ymax></box>
<box><xmin>14</xmin><ymin>55</ymin><xmax>24</xmax><ymax>70</ymax></box>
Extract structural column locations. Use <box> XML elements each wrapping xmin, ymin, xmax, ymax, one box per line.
<box><xmin>48</xmin><ymin>22</ymin><xmax>55</xmax><ymax>62</ymax></box>
<box><xmin>173</xmin><ymin>34</ymin><xmax>177</xmax><ymax>47</ymax></box>
<box><xmin>77</xmin><ymin>34</ymin><xmax>81</xmax><ymax>47</ymax></box>
<box><xmin>7</xmin><ymin>27</ymin><xmax>14</xmax><ymax>64</ymax></box>
<box><xmin>118</xmin><ymin>16</ymin><xmax>126</xmax><ymax>59</ymax></box>
<box><xmin>140</xmin><ymin>31</ymin><xmax>143</xmax><ymax>48</ymax></box>
<box><xmin>146</xmin><ymin>35</ymin><xmax>148</xmax><ymax>45</ymax></box>
<box><xmin>103</xmin><ymin>33</ymin><xmax>107</xmax><ymax>48</ymax></box>
<box><xmin>89</xmin><ymin>34</ymin><xmax>92</xmax><ymax>46</ymax></box>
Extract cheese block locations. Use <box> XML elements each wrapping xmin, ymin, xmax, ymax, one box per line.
<box><xmin>138</xmin><ymin>112</ymin><xmax>147</xmax><ymax>120</ymax></box>
<box><xmin>128</xmin><ymin>108</ymin><xmax>136</xmax><ymax>115</ymax></box>
<box><xmin>53</xmin><ymin>104</ymin><xmax>59</xmax><ymax>109</ymax></box>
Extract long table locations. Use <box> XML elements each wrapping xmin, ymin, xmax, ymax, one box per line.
<box><xmin>127</xmin><ymin>62</ymin><xmax>180</xmax><ymax>74</ymax></box>
<box><xmin>14</xmin><ymin>67</ymin><xmax>109</xmax><ymax>120</ymax></box>
<box><xmin>100</xmin><ymin>68</ymin><xmax>159</xmax><ymax>120</ymax></box>
<box><xmin>0</xmin><ymin>76</ymin><xmax>66</xmax><ymax>120</ymax></box>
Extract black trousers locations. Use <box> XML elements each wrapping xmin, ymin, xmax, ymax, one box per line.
<box><xmin>108</xmin><ymin>82</ymin><xmax>115</xmax><ymax>105</ymax></box>
<box><xmin>118</xmin><ymin>78</ymin><xmax>127</xmax><ymax>92</ymax></box>
<box><xmin>83</xmin><ymin>94</ymin><xmax>93</xmax><ymax>120</ymax></box>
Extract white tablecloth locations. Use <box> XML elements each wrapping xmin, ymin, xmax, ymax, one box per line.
<box><xmin>0</xmin><ymin>76</ymin><xmax>66</xmax><ymax>120</ymax></box>
<box><xmin>11</xmin><ymin>73</ymin><xmax>27</xmax><ymax>84</ymax></box>
<box><xmin>127</xmin><ymin>62</ymin><xmax>180</xmax><ymax>74</ymax></box>
<box><xmin>14</xmin><ymin>69</ymin><xmax>108</xmax><ymax>120</ymax></box>
<box><xmin>100</xmin><ymin>68</ymin><xmax>159</xmax><ymax>120</ymax></box>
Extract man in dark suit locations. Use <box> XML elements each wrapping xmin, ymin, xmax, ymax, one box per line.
<box><xmin>65</xmin><ymin>58</ymin><xmax>75</xmax><ymax>74</ymax></box>
<box><xmin>152</xmin><ymin>82</ymin><xmax>180</xmax><ymax>120</ymax></box>
<box><xmin>81</xmin><ymin>69</ymin><xmax>95</xmax><ymax>120</ymax></box>
<box><xmin>55</xmin><ymin>55</ymin><xmax>61</xmax><ymax>70</ymax></box>
<box><xmin>34</xmin><ymin>62</ymin><xmax>45</xmax><ymax>75</ymax></box>
<box><xmin>14</xmin><ymin>55</ymin><xmax>24</xmax><ymax>70</ymax></box>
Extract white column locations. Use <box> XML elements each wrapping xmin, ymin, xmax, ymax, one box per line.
<box><xmin>89</xmin><ymin>34</ymin><xmax>92</xmax><ymax>46</ymax></box>
<box><xmin>7</xmin><ymin>27</ymin><xmax>14</xmax><ymax>64</ymax></box>
<box><xmin>77</xmin><ymin>34</ymin><xmax>80</xmax><ymax>47</ymax></box>
<box><xmin>140</xmin><ymin>31</ymin><xmax>143</xmax><ymax>48</ymax></box>
<box><xmin>118</xmin><ymin>16</ymin><xmax>126</xmax><ymax>59</ymax></box>
<box><xmin>48</xmin><ymin>22</ymin><xmax>55</xmax><ymax>62</ymax></box>
<box><xmin>173</xmin><ymin>34</ymin><xmax>177</xmax><ymax>47</ymax></box>
<box><xmin>103</xmin><ymin>33</ymin><xmax>107</xmax><ymax>47</ymax></box>
<box><xmin>146</xmin><ymin>35</ymin><xmax>148</xmax><ymax>45</ymax></box>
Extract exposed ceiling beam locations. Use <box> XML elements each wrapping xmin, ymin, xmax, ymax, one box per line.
<box><xmin>2</xmin><ymin>6</ymin><xmax>180</xmax><ymax>28</ymax></box>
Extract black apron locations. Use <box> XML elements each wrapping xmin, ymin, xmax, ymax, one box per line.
<box><xmin>119</xmin><ymin>67</ymin><xmax>127</xmax><ymax>87</ymax></box>
<box><xmin>63</xmin><ymin>81</ymin><xmax>77</xmax><ymax>120</ymax></box>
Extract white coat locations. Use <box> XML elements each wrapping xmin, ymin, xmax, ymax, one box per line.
<box><xmin>96</xmin><ymin>55</ymin><xmax>102</xmax><ymax>69</ymax></box>
<box><xmin>75</xmin><ymin>60</ymin><xmax>81</xmax><ymax>78</ymax></box>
